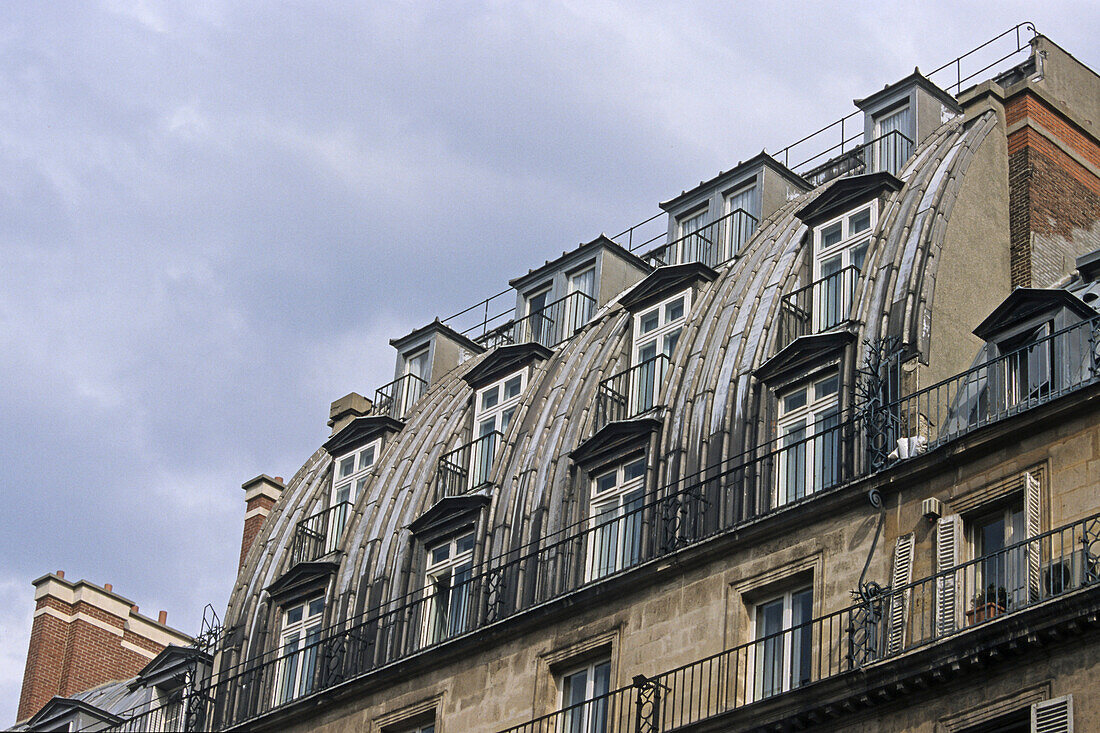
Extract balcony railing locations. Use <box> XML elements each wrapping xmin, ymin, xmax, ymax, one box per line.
<box><xmin>371</xmin><ymin>373</ymin><xmax>427</xmax><ymax>420</ymax></box>
<box><xmin>775</xmin><ymin>265</ymin><xmax>861</xmax><ymax>352</ymax></box>
<box><xmin>799</xmin><ymin>129</ymin><xmax>914</xmax><ymax>187</ymax></box>
<box><xmin>436</xmin><ymin>431</ymin><xmax>503</xmax><ymax>501</ymax></box>
<box><xmin>641</xmin><ymin>208</ymin><xmax>758</xmax><ymax>270</ymax></box>
<box><xmin>876</xmin><ymin>315</ymin><xmax>1100</xmax><ymax>461</ymax></box>
<box><xmin>106</xmin><ymin>322</ymin><xmax>1100</xmax><ymax>731</ymax></box>
<box><xmin>289</xmin><ymin>502</ymin><xmax>352</xmax><ymax>566</ymax></box>
<box><xmin>595</xmin><ymin>354</ymin><xmax>671</xmax><ymax>430</ymax></box>
<box><xmin>499</xmin><ymin>510</ymin><xmax>1100</xmax><ymax>733</ymax></box>
<box><xmin>507</xmin><ymin>291</ymin><xmax>596</xmax><ymax>349</ymax></box>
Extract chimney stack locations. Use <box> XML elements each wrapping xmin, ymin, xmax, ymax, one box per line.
<box><xmin>328</xmin><ymin>391</ymin><xmax>372</xmax><ymax>435</ymax></box>
<box><xmin>240</xmin><ymin>474</ymin><xmax>284</xmax><ymax>571</ymax></box>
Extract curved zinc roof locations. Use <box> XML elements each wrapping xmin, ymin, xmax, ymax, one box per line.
<box><xmin>225</xmin><ymin>110</ymin><xmax>1000</xmax><ymax>646</ymax></box>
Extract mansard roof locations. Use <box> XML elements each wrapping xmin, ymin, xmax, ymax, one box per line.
<box><xmin>462</xmin><ymin>342</ymin><xmax>553</xmax><ymax>390</ymax></box>
<box><xmin>972</xmin><ymin>287</ymin><xmax>1097</xmax><ymax>340</ymax></box>
<box><xmin>618</xmin><ymin>262</ymin><xmax>718</xmax><ymax>312</ymax></box>
<box><xmin>794</xmin><ymin>172</ymin><xmax>903</xmax><ymax>227</ymax></box>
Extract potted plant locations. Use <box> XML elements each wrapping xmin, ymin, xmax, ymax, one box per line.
<box><xmin>967</xmin><ymin>584</ymin><xmax>1007</xmax><ymax>623</ymax></box>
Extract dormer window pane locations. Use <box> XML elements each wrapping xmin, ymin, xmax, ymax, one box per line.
<box><xmin>851</xmin><ymin>209</ymin><xmax>871</xmax><ymax>233</ymax></box>
<box><xmin>431</xmin><ymin>544</ymin><xmax>450</xmax><ymax>564</ymax></box>
<box><xmin>664</xmin><ymin>328</ymin><xmax>682</xmax><ymax>355</ymax></box>
<box><xmin>595</xmin><ymin>471</ymin><xmax>617</xmax><ymax>494</ymax></box>
<box><xmin>665</xmin><ymin>297</ymin><xmax>685</xmax><ymax>322</ymax></box>
<box><xmin>286</xmin><ymin>606</ymin><xmax>303</xmax><ymax>624</ymax></box>
<box><xmin>623</xmin><ymin>459</ymin><xmax>645</xmax><ymax>481</ymax></box>
<box><xmin>504</xmin><ymin>375</ymin><xmax>523</xmax><ymax>400</ymax></box>
<box><xmin>815</xmin><ymin>375</ymin><xmax>839</xmax><ymax>399</ymax></box>
<box><xmin>481</xmin><ymin>387</ymin><xmax>499</xmax><ymax>411</ymax></box>
<box><xmin>640</xmin><ymin>310</ymin><xmax>659</xmax><ymax>334</ymax></box>
<box><xmin>358</xmin><ymin>445</ymin><xmax>376</xmax><ymax>469</ymax></box>
<box><xmin>406</xmin><ymin>348</ymin><xmax>429</xmax><ymax>380</ymax></box>
<box><xmin>822</xmin><ymin>223</ymin><xmax>843</xmax><ymax>249</ymax></box>
<box><xmin>339</xmin><ymin>457</ymin><xmax>355</xmax><ymax>478</ymax></box>
<box><xmin>782</xmin><ymin>389</ymin><xmax>807</xmax><ymax>414</ymax></box>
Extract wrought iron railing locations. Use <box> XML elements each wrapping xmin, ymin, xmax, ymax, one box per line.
<box><xmin>876</xmin><ymin>315</ymin><xmax>1100</xmax><ymax>461</ymax></box>
<box><xmin>290</xmin><ymin>502</ymin><xmax>353</xmax><ymax>566</ymax></box>
<box><xmin>640</xmin><ymin>208</ymin><xmax>758</xmax><ymax>270</ymax></box>
<box><xmin>595</xmin><ymin>354</ymin><xmax>671</xmax><ymax>429</ymax></box>
<box><xmin>498</xmin><ymin>509</ymin><xmax>1100</xmax><ymax>733</ymax></box>
<box><xmin>507</xmin><ymin>291</ymin><xmax>597</xmax><ymax>349</ymax></box>
<box><xmin>800</xmin><ymin>129</ymin><xmax>914</xmax><ymax>187</ymax></box>
<box><xmin>371</xmin><ymin>373</ymin><xmax>427</xmax><ymax>420</ymax></box>
<box><xmin>436</xmin><ymin>431</ymin><xmax>503</xmax><ymax>500</ymax></box>
<box><xmin>775</xmin><ymin>265</ymin><xmax>861</xmax><ymax>352</ymax></box>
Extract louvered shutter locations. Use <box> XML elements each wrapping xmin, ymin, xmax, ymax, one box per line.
<box><xmin>1032</xmin><ymin>695</ymin><xmax>1073</xmax><ymax>733</ymax></box>
<box><xmin>935</xmin><ymin>515</ymin><xmax>962</xmax><ymax>636</ymax></box>
<box><xmin>1025</xmin><ymin>472</ymin><xmax>1042</xmax><ymax>601</ymax></box>
<box><xmin>886</xmin><ymin>534</ymin><xmax>914</xmax><ymax>655</ymax></box>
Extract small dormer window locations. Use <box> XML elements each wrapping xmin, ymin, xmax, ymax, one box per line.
<box><xmin>423</xmin><ymin>531</ymin><xmax>476</xmax><ymax>644</ymax></box>
<box><xmin>588</xmin><ymin>457</ymin><xmax>646</xmax><ymax>580</ymax></box>
<box><xmin>812</xmin><ymin>205</ymin><xmax>874</xmax><ymax>332</ymax></box>
<box><xmin>629</xmin><ymin>291</ymin><xmax>688</xmax><ymax>416</ymax></box>
<box><xmin>476</xmin><ymin>372</ymin><xmax>525</xmax><ymax>437</ymax></box>
<box><xmin>775</xmin><ymin>373</ymin><xmax>840</xmax><ymax>507</ymax></box>
<box><xmin>332</xmin><ymin>439</ymin><xmax>379</xmax><ymax>507</ymax></box>
<box><xmin>275</xmin><ymin>596</ymin><xmax>324</xmax><ymax>705</ymax></box>
<box><xmin>1000</xmin><ymin>321</ymin><xmax>1053</xmax><ymax>406</ymax></box>
<box><xmin>725</xmin><ymin>184</ymin><xmax>758</xmax><ymax>255</ymax></box>
<box><xmin>677</xmin><ymin>208</ymin><xmax>711</xmax><ymax>265</ymax></box>
<box><xmin>873</xmin><ymin>105</ymin><xmax>912</xmax><ymax>175</ymax></box>
<box><xmin>405</xmin><ymin>348</ymin><xmax>429</xmax><ymax>381</ymax></box>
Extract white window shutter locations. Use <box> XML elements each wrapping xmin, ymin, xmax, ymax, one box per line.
<box><xmin>1032</xmin><ymin>695</ymin><xmax>1073</xmax><ymax>733</ymax></box>
<box><xmin>1025</xmin><ymin>472</ymin><xmax>1042</xmax><ymax>601</ymax></box>
<box><xmin>935</xmin><ymin>515</ymin><xmax>962</xmax><ymax>636</ymax></box>
<box><xmin>886</xmin><ymin>534</ymin><xmax>914</xmax><ymax>655</ymax></box>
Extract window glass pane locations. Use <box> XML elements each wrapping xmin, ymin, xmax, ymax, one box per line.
<box><xmin>504</xmin><ymin>375</ymin><xmax>523</xmax><ymax>400</ymax></box>
<box><xmin>594</xmin><ymin>471</ymin><xmax>616</xmax><ymax>494</ymax></box>
<box><xmin>307</xmin><ymin>598</ymin><xmax>324</xmax><ymax>617</ymax></box>
<box><xmin>456</xmin><ymin>533</ymin><xmax>475</xmax><ymax>554</ymax></box>
<box><xmin>527</xmin><ymin>288</ymin><xmax>550</xmax><ymax>313</ymax></box>
<box><xmin>501</xmin><ymin>406</ymin><xmax>516</xmax><ymax>433</ymax></box>
<box><xmin>782</xmin><ymin>389</ymin><xmax>807</xmax><ymax>413</ymax></box>
<box><xmin>564</xmin><ymin>669</ymin><xmax>588</xmax><ymax>708</ymax></box>
<box><xmin>851</xmin><ymin>241</ymin><xmax>869</xmax><ymax>271</ymax></box>
<box><xmin>569</xmin><ymin>267</ymin><xmax>596</xmax><ymax>299</ymax></box>
<box><xmin>359</xmin><ymin>445</ymin><xmax>376</xmax><ymax>468</ymax></box>
<box><xmin>822</xmin><ymin>222</ymin><xmax>842</xmax><ymax>248</ymax></box>
<box><xmin>815</xmin><ymin>375</ymin><xmax>839</xmax><ymax>399</ymax></box>
<box><xmin>286</xmin><ymin>606</ymin><xmax>303</xmax><ymax>625</ymax></box>
<box><xmin>850</xmin><ymin>209</ymin><xmax>871</xmax><ymax>234</ymax></box>
<box><xmin>623</xmin><ymin>459</ymin><xmax>646</xmax><ymax>482</ymax></box>
<box><xmin>664</xmin><ymin>328</ymin><xmax>681</xmax><ymax>356</ymax></box>
<box><xmin>640</xmin><ymin>310</ymin><xmax>659</xmax><ymax>334</ymax></box>
<box><xmin>665</xmin><ymin>297</ymin><xmax>685</xmax><ymax>322</ymax></box>
<box><xmin>339</xmin><ymin>457</ymin><xmax>355</xmax><ymax>478</ymax></box>
<box><xmin>355</xmin><ymin>476</ymin><xmax>369</xmax><ymax>498</ymax></box>
<box><xmin>430</xmin><ymin>544</ymin><xmax>449</xmax><ymax>565</ymax></box>
<box><xmin>478</xmin><ymin>418</ymin><xmax>497</xmax><ymax>437</ymax></box>
<box><xmin>821</xmin><ymin>253</ymin><xmax>842</xmax><ymax>278</ymax></box>
<box><xmin>335</xmin><ymin>483</ymin><xmax>351</xmax><ymax>504</ymax></box>
<box><xmin>638</xmin><ymin>341</ymin><xmax>657</xmax><ymax>363</ymax></box>
<box><xmin>480</xmin><ymin>387</ymin><xmax>499</xmax><ymax>411</ymax></box>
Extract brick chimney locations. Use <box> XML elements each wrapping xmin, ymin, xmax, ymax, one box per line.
<box><xmin>328</xmin><ymin>391</ymin><xmax>372</xmax><ymax>435</ymax></box>
<box><xmin>240</xmin><ymin>474</ymin><xmax>284</xmax><ymax>570</ymax></box>
<box><xmin>17</xmin><ymin>574</ymin><xmax>192</xmax><ymax>723</ymax></box>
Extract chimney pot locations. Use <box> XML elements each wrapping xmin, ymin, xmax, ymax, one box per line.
<box><xmin>56</xmin><ymin>570</ymin><xmax>64</xmax><ymax>579</ymax></box>
<box><xmin>158</xmin><ymin>610</ymin><xmax>168</xmax><ymax>624</ymax></box>
<box><xmin>103</xmin><ymin>583</ymin><xmax>112</xmax><ymax>592</ymax></box>
<box><xmin>275</xmin><ymin>476</ymin><xmax>284</xmax><ymax>484</ymax></box>
<box><xmin>131</xmin><ymin>605</ymin><xmax>139</xmax><ymax>613</ymax></box>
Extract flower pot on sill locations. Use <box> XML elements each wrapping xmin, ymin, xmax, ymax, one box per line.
<box><xmin>966</xmin><ymin>602</ymin><xmax>1004</xmax><ymax>624</ymax></box>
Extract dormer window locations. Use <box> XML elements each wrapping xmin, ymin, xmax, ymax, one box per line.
<box><xmin>476</xmin><ymin>372</ymin><xmax>525</xmax><ymax>437</ymax></box>
<box><xmin>423</xmin><ymin>531</ymin><xmax>475</xmax><ymax>644</ymax></box>
<box><xmin>588</xmin><ymin>457</ymin><xmax>646</xmax><ymax>580</ymax></box>
<box><xmin>725</xmin><ymin>184</ymin><xmax>758</xmax><ymax>255</ymax></box>
<box><xmin>627</xmin><ymin>291</ymin><xmax>688</xmax><ymax>417</ymax></box>
<box><xmin>775</xmin><ymin>373</ymin><xmax>840</xmax><ymax>507</ymax></box>
<box><xmin>677</xmin><ymin>208</ymin><xmax>711</xmax><ymax>265</ymax></box>
<box><xmin>275</xmin><ymin>596</ymin><xmax>324</xmax><ymax>705</ymax></box>
<box><xmin>332</xmin><ymin>439</ymin><xmax>378</xmax><ymax>507</ymax></box>
<box><xmin>874</xmin><ymin>104</ymin><xmax>912</xmax><ymax>175</ymax></box>
<box><xmin>813</xmin><ymin>205</ymin><xmax>874</xmax><ymax>332</ymax></box>
<box><xmin>1000</xmin><ymin>321</ymin><xmax>1053</xmax><ymax>406</ymax></box>
<box><xmin>452</xmin><ymin>371</ymin><xmax>526</xmax><ymax>491</ymax></box>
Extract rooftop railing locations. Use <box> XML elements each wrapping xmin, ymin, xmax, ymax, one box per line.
<box><xmin>594</xmin><ymin>354</ymin><xmax>671</xmax><ymax>430</ymax></box>
<box><xmin>498</xmin><ymin>508</ymin><xmax>1100</xmax><ymax>733</ymax></box>
<box><xmin>507</xmin><ymin>291</ymin><xmax>596</xmax><ymax>349</ymax></box>
<box><xmin>436</xmin><ymin>431</ymin><xmax>503</xmax><ymax>501</ymax></box>
<box><xmin>799</xmin><ymin>129</ymin><xmax>913</xmax><ymax>187</ymax></box>
<box><xmin>289</xmin><ymin>502</ymin><xmax>353</xmax><ymax>566</ymax></box>
<box><xmin>639</xmin><ymin>208</ymin><xmax>758</xmax><ymax>269</ymax></box>
<box><xmin>775</xmin><ymin>265</ymin><xmax>861</xmax><ymax>352</ymax></box>
<box><xmin>371</xmin><ymin>373</ymin><xmax>427</xmax><ymax>420</ymax></box>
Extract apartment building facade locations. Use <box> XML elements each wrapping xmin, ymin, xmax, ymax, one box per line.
<box><xmin>16</xmin><ymin>25</ymin><xmax>1100</xmax><ymax>733</ymax></box>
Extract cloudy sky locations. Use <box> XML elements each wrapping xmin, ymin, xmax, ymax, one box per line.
<box><xmin>1</xmin><ymin>0</ymin><xmax>1097</xmax><ymax>723</ymax></box>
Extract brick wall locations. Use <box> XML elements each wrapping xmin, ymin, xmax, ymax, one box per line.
<box><xmin>240</xmin><ymin>494</ymin><xmax>276</xmax><ymax>570</ymax></box>
<box><xmin>16</xmin><ymin>576</ymin><xmax>192</xmax><ymax>723</ymax></box>
<box><xmin>1007</xmin><ymin>92</ymin><xmax>1100</xmax><ymax>288</ymax></box>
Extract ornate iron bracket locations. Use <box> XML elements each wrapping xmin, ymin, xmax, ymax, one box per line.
<box><xmin>633</xmin><ymin>674</ymin><xmax>668</xmax><ymax>733</ymax></box>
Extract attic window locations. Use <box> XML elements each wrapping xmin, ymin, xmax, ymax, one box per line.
<box><xmin>810</xmin><ymin>204</ymin><xmax>874</xmax><ymax>333</ymax></box>
<box><xmin>873</xmin><ymin>105</ymin><xmax>912</xmax><ymax>175</ymax></box>
<box><xmin>774</xmin><ymin>372</ymin><xmax>841</xmax><ymax>507</ymax></box>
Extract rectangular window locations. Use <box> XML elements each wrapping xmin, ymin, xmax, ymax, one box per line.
<box><xmin>560</xmin><ymin>659</ymin><xmax>612</xmax><ymax>733</ymax></box>
<box><xmin>630</xmin><ymin>291</ymin><xmax>690</xmax><ymax>414</ymax></box>
<box><xmin>874</xmin><ymin>104</ymin><xmax>912</xmax><ymax>175</ymax></box>
<box><xmin>423</xmin><ymin>532</ymin><xmax>476</xmax><ymax>644</ymax></box>
<box><xmin>568</xmin><ymin>264</ymin><xmax>597</xmax><ymax>332</ymax></box>
<box><xmin>587</xmin><ymin>458</ymin><xmax>646</xmax><ymax>580</ymax></box>
<box><xmin>677</xmin><ymin>208</ymin><xmax>711</xmax><ymax>266</ymax></box>
<box><xmin>525</xmin><ymin>284</ymin><xmax>554</xmax><ymax>346</ymax></box>
<box><xmin>1001</xmin><ymin>322</ymin><xmax>1054</xmax><ymax>407</ymax></box>
<box><xmin>725</xmin><ymin>185</ymin><xmax>758</xmax><ymax>257</ymax></box>
<box><xmin>811</xmin><ymin>205</ymin><xmax>874</xmax><ymax>332</ymax></box>
<box><xmin>330</xmin><ymin>439</ymin><xmax>379</xmax><ymax>547</ymax></box>
<box><xmin>775</xmin><ymin>374</ymin><xmax>840</xmax><ymax>506</ymax></box>
<box><xmin>467</xmin><ymin>372</ymin><xmax>526</xmax><ymax>489</ymax></box>
<box><xmin>753</xmin><ymin>587</ymin><xmax>812</xmax><ymax>700</ymax></box>
<box><xmin>969</xmin><ymin>502</ymin><xmax>1027</xmax><ymax>617</ymax></box>
<box><xmin>275</xmin><ymin>597</ymin><xmax>324</xmax><ymax>706</ymax></box>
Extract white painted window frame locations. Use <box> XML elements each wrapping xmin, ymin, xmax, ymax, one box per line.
<box><xmin>587</xmin><ymin>457</ymin><xmax>647</xmax><ymax>581</ymax></box>
<box><xmin>774</xmin><ymin>372</ymin><xmax>840</xmax><ymax>506</ymax></box>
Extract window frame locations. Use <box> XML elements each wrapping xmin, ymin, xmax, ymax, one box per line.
<box><xmin>586</xmin><ymin>456</ymin><xmax>647</xmax><ymax>581</ymax></box>
<box><xmin>422</xmin><ymin>530</ymin><xmax>477</xmax><ymax>645</ymax></box>
<box><xmin>751</xmin><ymin>585</ymin><xmax>813</xmax><ymax>701</ymax></box>
<box><xmin>676</xmin><ymin>206</ymin><xmax>711</xmax><ymax>265</ymax></box>
<box><xmin>810</xmin><ymin>204</ymin><xmax>874</xmax><ymax>332</ymax></box>
<box><xmin>331</xmin><ymin>438</ymin><xmax>380</xmax><ymax>508</ymax></box>
<box><xmin>774</xmin><ymin>371</ymin><xmax>841</xmax><ymax>506</ymax></box>
<box><xmin>724</xmin><ymin>184</ymin><xmax>758</xmax><ymax>257</ymax></box>
<box><xmin>559</xmin><ymin>657</ymin><xmax>613</xmax><ymax>733</ymax></box>
<box><xmin>274</xmin><ymin>596</ymin><xmax>325</xmax><ymax>706</ymax></box>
